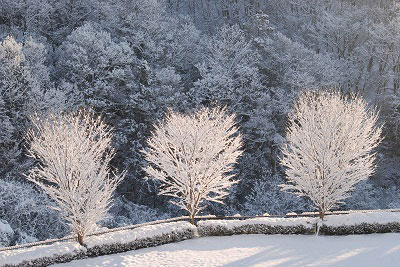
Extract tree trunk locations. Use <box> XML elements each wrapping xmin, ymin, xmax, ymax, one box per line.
<box><xmin>316</xmin><ymin>208</ymin><xmax>324</xmax><ymax>235</ymax></box>
<box><xmin>318</xmin><ymin>207</ymin><xmax>325</xmax><ymax>220</ymax></box>
<box><xmin>189</xmin><ymin>210</ymin><xmax>197</xmax><ymax>225</ymax></box>
<box><xmin>77</xmin><ymin>233</ymin><xmax>85</xmax><ymax>246</ymax></box>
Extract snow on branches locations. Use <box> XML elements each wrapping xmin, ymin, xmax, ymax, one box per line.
<box><xmin>279</xmin><ymin>90</ymin><xmax>382</xmax><ymax>219</ymax></box>
<box><xmin>143</xmin><ymin>107</ymin><xmax>243</xmax><ymax>224</ymax></box>
<box><xmin>26</xmin><ymin>109</ymin><xmax>125</xmax><ymax>245</ymax></box>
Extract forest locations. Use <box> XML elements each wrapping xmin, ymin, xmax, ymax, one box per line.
<box><xmin>0</xmin><ymin>0</ymin><xmax>400</xmax><ymax>246</ymax></box>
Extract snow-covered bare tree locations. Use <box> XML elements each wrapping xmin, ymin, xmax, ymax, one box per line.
<box><xmin>26</xmin><ymin>109</ymin><xmax>124</xmax><ymax>245</ymax></box>
<box><xmin>279</xmin><ymin>90</ymin><xmax>382</xmax><ymax>219</ymax></box>
<box><xmin>143</xmin><ymin>107</ymin><xmax>243</xmax><ymax>224</ymax></box>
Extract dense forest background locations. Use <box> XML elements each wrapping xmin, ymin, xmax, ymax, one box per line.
<box><xmin>1</xmin><ymin>0</ymin><xmax>400</xmax><ymax>245</ymax></box>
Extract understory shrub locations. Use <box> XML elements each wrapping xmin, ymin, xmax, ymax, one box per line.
<box><xmin>0</xmin><ymin>219</ymin><xmax>13</xmax><ymax>247</ymax></box>
<box><xmin>101</xmin><ymin>196</ymin><xmax>166</xmax><ymax>228</ymax></box>
<box><xmin>0</xmin><ymin>179</ymin><xmax>68</xmax><ymax>245</ymax></box>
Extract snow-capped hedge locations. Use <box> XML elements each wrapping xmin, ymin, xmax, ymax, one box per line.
<box><xmin>321</xmin><ymin>212</ymin><xmax>400</xmax><ymax>235</ymax></box>
<box><xmin>197</xmin><ymin>217</ymin><xmax>315</xmax><ymax>236</ymax></box>
<box><xmin>1</xmin><ymin>221</ymin><xmax>196</xmax><ymax>267</ymax></box>
<box><xmin>197</xmin><ymin>212</ymin><xmax>400</xmax><ymax>237</ymax></box>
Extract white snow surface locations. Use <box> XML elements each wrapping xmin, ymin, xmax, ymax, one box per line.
<box><xmin>0</xmin><ymin>221</ymin><xmax>194</xmax><ymax>266</ymax></box>
<box><xmin>55</xmin><ymin>233</ymin><xmax>400</xmax><ymax>266</ymax></box>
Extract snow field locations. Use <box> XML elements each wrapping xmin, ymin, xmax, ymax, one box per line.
<box><xmin>55</xmin><ymin>234</ymin><xmax>400</xmax><ymax>267</ymax></box>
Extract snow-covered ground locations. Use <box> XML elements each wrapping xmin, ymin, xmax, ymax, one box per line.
<box><xmin>0</xmin><ymin>221</ymin><xmax>195</xmax><ymax>266</ymax></box>
<box><xmin>2</xmin><ymin>213</ymin><xmax>400</xmax><ymax>266</ymax></box>
<box><xmin>55</xmin><ymin>233</ymin><xmax>400</xmax><ymax>267</ymax></box>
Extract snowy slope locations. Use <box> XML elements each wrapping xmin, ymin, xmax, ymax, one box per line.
<box><xmin>55</xmin><ymin>233</ymin><xmax>400</xmax><ymax>267</ymax></box>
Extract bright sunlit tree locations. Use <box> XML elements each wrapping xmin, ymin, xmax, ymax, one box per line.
<box><xmin>26</xmin><ymin>109</ymin><xmax>125</xmax><ymax>245</ymax></box>
<box><xmin>143</xmin><ymin>107</ymin><xmax>243</xmax><ymax>224</ymax></box>
<box><xmin>280</xmin><ymin>90</ymin><xmax>382</xmax><ymax>219</ymax></box>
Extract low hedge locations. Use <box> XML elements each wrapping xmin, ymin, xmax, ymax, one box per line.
<box><xmin>198</xmin><ymin>223</ymin><xmax>314</xmax><ymax>236</ymax></box>
<box><xmin>320</xmin><ymin>222</ymin><xmax>400</xmax><ymax>235</ymax></box>
<box><xmin>2</xmin><ymin>222</ymin><xmax>195</xmax><ymax>267</ymax></box>
<box><xmin>197</xmin><ymin>217</ymin><xmax>315</xmax><ymax>237</ymax></box>
<box><xmin>197</xmin><ymin>213</ymin><xmax>400</xmax><ymax>237</ymax></box>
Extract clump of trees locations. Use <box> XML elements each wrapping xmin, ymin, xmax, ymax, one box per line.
<box><xmin>26</xmin><ymin>110</ymin><xmax>125</xmax><ymax>245</ymax></box>
<box><xmin>279</xmin><ymin>91</ymin><xmax>382</xmax><ymax>219</ymax></box>
<box><xmin>143</xmin><ymin>107</ymin><xmax>243</xmax><ymax>224</ymax></box>
<box><xmin>0</xmin><ymin>90</ymin><xmax>386</xmax><ymax>246</ymax></box>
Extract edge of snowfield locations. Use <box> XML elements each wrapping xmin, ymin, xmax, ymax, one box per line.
<box><xmin>2</xmin><ymin>212</ymin><xmax>400</xmax><ymax>267</ymax></box>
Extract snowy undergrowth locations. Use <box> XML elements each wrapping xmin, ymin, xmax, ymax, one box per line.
<box><xmin>0</xmin><ymin>179</ymin><xmax>68</xmax><ymax>246</ymax></box>
<box><xmin>0</xmin><ymin>222</ymin><xmax>196</xmax><ymax>267</ymax></box>
<box><xmin>0</xmin><ymin>220</ymin><xmax>13</xmax><ymax>247</ymax></box>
